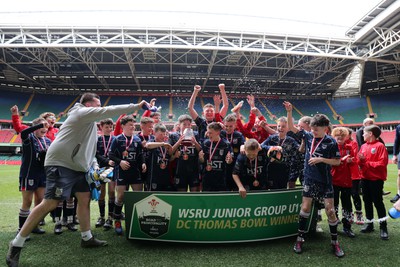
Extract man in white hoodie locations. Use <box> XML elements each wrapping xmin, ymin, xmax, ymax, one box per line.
<box><xmin>7</xmin><ymin>93</ymin><xmax>147</xmax><ymax>267</ymax></box>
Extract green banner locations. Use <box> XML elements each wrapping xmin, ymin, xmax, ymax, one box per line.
<box><xmin>124</xmin><ymin>189</ymin><xmax>314</xmax><ymax>243</ymax></box>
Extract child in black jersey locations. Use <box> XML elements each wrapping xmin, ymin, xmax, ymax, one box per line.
<box><xmin>199</xmin><ymin>122</ymin><xmax>233</xmax><ymax>191</ymax></box>
<box><xmin>109</xmin><ymin>115</ymin><xmax>146</xmax><ymax>235</ymax></box>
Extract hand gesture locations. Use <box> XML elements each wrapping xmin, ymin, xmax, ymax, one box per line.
<box><xmin>283</xmin><ymin>101</ymin><xmax>293</xmax><ymax>112</ymax></box>
<box><xmin>218</xmin><ymin>83</ymin><xmax>225</xmax><ymax>91</ymax></box>
<box><xmin>247</xmin><ymin>95</ymin><xmax>255</xmax><ymax>108</ymax></box>
<box><xmin>149</xmin><ymin>98</ymin><xmax>157</xmax><ymax>107</ymax></box>
<box><xmin>194</xmin><ymin>85</ymin><xmax>201</xmax><ymax>92</ymax></box>
<box><xmin>251</xmin><ymin>107</ymin><xmax>261</xmax><ymax>117</ymax></box>
<box><xmin>10</xmin><ymin>105</ymin><xmax>19</xmax><ymax>115</ymax></box>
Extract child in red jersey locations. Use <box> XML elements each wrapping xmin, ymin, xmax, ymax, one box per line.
<box><xmin>331</xmin><ymin>127</ymin><xmax>355</xmax><ymax>238</ymax></box>
<box><xmin>357</xmin><ymin>125</ymin><xmax>389</xmax><ymax>240</ymax></box>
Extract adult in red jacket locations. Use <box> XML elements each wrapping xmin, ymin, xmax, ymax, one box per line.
<box><xmin>357</xmin><ymin>125</ymin><xmax>389</xmax><ymax>240</ymax></box>
<box><xmin>331</xmin><ymin>127</ymin><xmax>356</xmax><ymax>238</ymax></box>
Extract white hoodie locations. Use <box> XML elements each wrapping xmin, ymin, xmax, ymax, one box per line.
<box><xmin>45</xmin><ymin>102</ymin><xmax>140</xmax><ymax>172</ymax></box>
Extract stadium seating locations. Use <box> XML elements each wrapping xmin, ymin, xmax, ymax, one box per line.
<box><xmin>0</xmin><ymin>91</ymin><xmax>30</xmax><ymax>120</ymax></box>
<box><xmin>0</xmin><ymin>130</ymin><xmax>16</xmax><ymax>143</ymax></box>
<box><xmin>329</xmin><ymin>97</ymin><xmax>369</xmax><ymax>124</ymax></box>
<box><xmin>22</xmin><ymin>94</ymin><xmax>77</xmax><ymax>123</ymax></box>
<box><xmin>369</xmin><ymin>92</ymin><xmax>400</xmax><ymax>122</ymax></box>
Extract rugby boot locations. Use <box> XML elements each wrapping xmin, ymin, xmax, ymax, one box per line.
<box><xmin>331</xmin><ymin>241</ymin><xmax>344</xmax><ymax>258</ymax></box>
<box><xmin>380</xmin><ymin>222</ymin><xmax>389</xmax><ymax>240</ymax></box>
<box><xmin>95</xmin><ymin>217</ymin><xmax>105</xmax><ymax>228</ymax></box>
<box><xmin>31</xmin><ymin>227</ymin><xmax>45</xmax><ymax>234</ymax></box>
<box><xmin>103</xmin><ymin>218</ymin><xmax>113</xmax><ymax>230</ymax></box>
<box><xmin>355</xmin><ymin>211</ymin><xmax>364</xmax><ymax>225</ymax></box>
<box><xmin>39</xmin><ymin>219</ymin><xmax>46</xmax><ymax>226</ymax></box>
<box><xmin>6</xmin><ymin>241</ymin><xmax>22</xmax><ymax>267</ymax></box>
<box><xmin>114</xmin><ymin>220</ymin><xmax>123</xmax><ymax>235</ymax></box>
<box><xmin>293</xmin><ymin>237</ymin><xmax>304</xmax><ymax>254</ymax></box>
<box><xmin>81</xmin><ymin>237</ymin><xmax>108</xmax><ymax>248</ymax></box>
<box><xmin>360</xmin><ymin>223</ymin><xmax>374</xmax><ymax>233</ymax></box>
<box><xmin>343</xmin><ymin>227</ymin><xmax>355</xmax><ymax>238</ymax></box>
<box><xmin>54</xmin><ymin>223</ymin><xmax>63</xmax><ymax>235</ymax></box>
<box><xmin>66</xmin><ymin>223</ymin><xmax>78</xmax><ymax>232</ymax></box>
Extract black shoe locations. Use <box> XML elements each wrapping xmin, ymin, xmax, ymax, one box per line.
<box><xmin>81</xmin><ymin>237</ymin><xmax>108</xmax><ymax>248</ymax></box>
<box><xmin>54</xmin><ymin>223</ymin><xmax>63</xmax><ymax>235</ymax></box>
<box><xmin>95</xmin><ymin>217</ymin><xmax>105</xmax><ymax>228</ymax></box>
<box><xmin>39</xmin><ymin>219</ymin><xmax>45</xmax><ymax>226</ymax></box>
<box><xmin>331</xmin><ymin>241</ymin><xmax>345</xmax><ymax>258</ymax></box>
<box><xmin>380</xmin><ymin>223</ymin><xmax>389</xmax><ymax>240</ymax></box>
<box><xmin>66</xmin><ymin>223</ymin><xmax>78</xmax><ymax>232</ymax></box>
<box><xmin>103</xmin><ymin>219</ymin><xmax>113</xmax><ymax>230</ymax></box>
<box><xmin>6</xmin><ymin>241</ymin><xmax>22</xmax><ymax>267</ymax></box>
<box><xmin>32</xmin><ymin>227</ymin><xmax>45</xmax><ymax>234</ymax></box>
<box><xmin>293</xmin><ymin>238</ymin><xmax>304</xmax><ymax>254</ymax></box>
<box><xmin>360</xmin><ymin>223</ymin><xmax>374</xmax><ymax>233</ymax></box>
<box><xmin>343</xmin><ymin>228</ymin><xmax>355</xmax><ymax>238</ymax></box>
<box><xmin>390</xmin><ymin>194</ymin><xmax>400</xmax><ymax>203</ymax></box>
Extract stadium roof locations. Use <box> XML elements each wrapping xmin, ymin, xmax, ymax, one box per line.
<box><xmin>0</xmin><ymin>0</ymin><xmax>399</xmax><ymax>98</ymax></box>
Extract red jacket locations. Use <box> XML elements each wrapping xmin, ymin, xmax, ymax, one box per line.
<box><xmin>236</xmin><ymin>113</ymin><xmax>269</xmax><ymax>143</ymax></box>
<box><xmin>357</xmin><ymin>140</ymin><xmax>388</xmax><ymax>181</ymax></box>
<box><xmin>331</xmin><ymin>143</ymin><xmax>353</xmax><ymax>188</ymax></box>
<box><xmin>12</xmin><ymin>114</ymin><xmax>58</xmax><ymax>141</ymax></box>
<box><xmin>11</xmin><ymin>114</ymin><xmax>28</xmax><ymax>133</ymax></box>
<box><xmin>346</xmin><ymin>139</ymin><xmax>361</xmax><ymax>180</ymax></box>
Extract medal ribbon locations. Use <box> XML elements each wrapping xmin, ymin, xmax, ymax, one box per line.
<box><xmin>310</xmin><ymin>135</ymin><xmax>325</xmax><ymax>156</ymax></box>
<box><xmin>34</xmin><ymin>136</ymin><xmax>47</xmax><ymax>151</ymax></box>
<box><xmin>159</xmin><ymin>146</ymin><xmax>167</xmax><ymax>161</ymax></box>
<box><xmin>123</xmin><ymin>134</ymin><xmax>134</xmax><ymax>151</ymax></box>
<box><xmin>102</xmin><ymin>135</ymin><xmax>113</xmax><ymax>156</ymax></box>
<box><xmin>208</xmin><ymin>139</ymin><xmax>221</xmax><ymax>163</ymax></box>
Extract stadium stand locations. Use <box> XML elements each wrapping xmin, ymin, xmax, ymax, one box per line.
<box><xmin>369</xmin><ymin>92</ymin><xmax>400</xmax><ymax>122</ymax></box>
<box><xmin>329</xmin><ymin>97</ymin><xmax>369</xmax><ymax>124</ymax></box>
<box><xmin>0</xmin><ymin>130</ymin><xmax>15</xmax><ymax>143</ymax></box>
<box><xmin>22</xmin><ymin>94</ymin><xmax>77</xmax><ymax>123</ymax></box>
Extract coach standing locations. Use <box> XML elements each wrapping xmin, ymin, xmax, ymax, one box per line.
<box><xmin>7</xmin><ymin>93</ymin><xmax>148</xmax><ymax>267</ymax></box>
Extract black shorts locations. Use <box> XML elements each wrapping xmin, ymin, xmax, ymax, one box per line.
<box><xmin>116</xmin><ymin>168</ymin><xmax>143</xmax><ymax>186</ymax></box>
<box><xmin>44</xmin><ymin>166</ymin><xmax>89</xmax><ymax>201</ymax></box>
<box><xmin>174</xmin><ymin>172</ymin><xmax>200</xmax><ymax>189</ymax></box>
<box><xmin>302</xmin><ymin>179</ymin><xmax>334</xmax><ymax>200</ymax></box>
<box><xmin>19</xmin><ymin>175</ymin><xmax>46</xmax><ymax>191</ymax></box>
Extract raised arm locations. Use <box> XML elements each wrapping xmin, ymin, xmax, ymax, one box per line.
<box><xmin>188</xmin><ymin>85</ymin><xmax>201</xmax><ymax>120</ymax></box>
<box><xmin>218</xmin><ymin>83</ymin><xmax>229</xmax><ymax>117</ymax></box>
<box><xmin>283</xmin><ymin>101</ymin><xmax>299</xmax><ymax>134</ymax></box>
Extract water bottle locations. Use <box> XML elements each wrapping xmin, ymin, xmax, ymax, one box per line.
<box><xmin>388</xmin><ymin>207</ymin><xmax>400</xmax><ymax>219</ymax></box>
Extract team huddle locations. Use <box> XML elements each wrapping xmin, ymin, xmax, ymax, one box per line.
<box><xmin>6</xmin><ymin>85</ymin><xmax>396</xmax><ymax>266</ymax></box>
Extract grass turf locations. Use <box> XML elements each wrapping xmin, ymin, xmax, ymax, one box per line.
<box><xmin>1</xmin><ymin>164</ymin><xmax>400</xmax><ymax>267</ymax></box>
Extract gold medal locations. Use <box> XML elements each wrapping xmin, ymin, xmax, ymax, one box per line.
<box><xmin>160</xmin><ymin>162</ymin><xmax>167</xmax><ymax>169</ymax></box>
<box><xmin>183</xmin><ymin>154</ymin><xmax>189</xmax><ymax>160</ymax></box>
<box><xmin>253</xmin><ymin>180</ymin><xmax>259</xmax><ymax>187</ymax></box>
<box><xmin>122</xmin><ymin>150</ymin><xmax>128</xmax><ymax>157</ymax></box>
<box><xmin>206</xmin><ymin>164</ymin><xmax>213</xmax><ymax>171</ymax></box>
